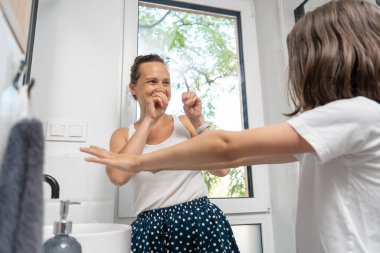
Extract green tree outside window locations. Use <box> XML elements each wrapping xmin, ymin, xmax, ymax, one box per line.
<box><xmin>138</xmin><ymin>2</ymin><xmax>248</xmax><ymax>198</ymax></box>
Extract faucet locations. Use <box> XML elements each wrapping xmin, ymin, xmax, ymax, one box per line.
<box><xmin>43</xmin><ymin>174</ymin><xmax>60</xmax><ymax>199</ymax></box>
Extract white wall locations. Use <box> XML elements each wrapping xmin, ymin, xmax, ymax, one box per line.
<box><xmin>31</xmin><ymin>0</ymin><xmax>124</xmax><ymax>225</ymax></box>
<box><xmin>303</xmin><ymin>0</ymin><xmax>379</xmax><ymax>12</ymax></box>
<box><xmin>252</xmin><ymin>0</ymin><xmax>299</xmax><ymax>252</ymax></box>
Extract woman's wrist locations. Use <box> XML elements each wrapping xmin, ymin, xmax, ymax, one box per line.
<box><xmin>141</xmin><ymin>116</ymin><xmax>155</xmax><ymax>129</ymax></box>
<box><xmin>190</xmin><ymin>116</ymin><xmax>206</xmax><ymax>129</ymax></box>
<box><xmin>195</xmin><ymin>121</ymin><xmax>211</xmax><ymax>134</ymax></box>
<box><xmin>134</xmin><ymin>155</ymin><xmax>143</xmax><ymax>173</ymax></box>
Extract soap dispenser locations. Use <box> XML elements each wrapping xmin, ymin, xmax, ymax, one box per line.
<box><xmin>43</xmin><ymin>200</ymin><xmax>82</xmax><ymax>253</ymax></box>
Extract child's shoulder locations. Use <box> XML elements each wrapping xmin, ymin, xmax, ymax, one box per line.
<box><xmin>312</xmin><ymin>96</ymin><xmax>380</xmax><ymax>124</ymax></box>
<box><xmin>334</xmin><ymin>96</ymin><xmax>378</xmax><ymax>105</ymax></box>
<box><xmin>295</xmin><ymin>97</ymin><xmax>379</xmax><ymax>125</ymax></box>
<box><xmin>353</xmin><ymin>96</ymin><xmax>380</xmax><ymax>108</ymax></box>
<box><xmin>329</xmin><ymin>96</ymin><xmax>379</xmax><ymax>114</ymax></box>
<box><xmin>310</xmin><ymin>96</ymin><xmax>377</xmax><ymax>111</ymax></box>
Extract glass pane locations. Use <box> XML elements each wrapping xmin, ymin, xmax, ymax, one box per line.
<box><xmin>231</xmin><ymin>224</ymin><xmax>263</xmax><ymax>253</ymax></box>
<box><xmin>138</xmin><ymin>1</ymin><xmax>249</xmax><ymax>198</ymax></box>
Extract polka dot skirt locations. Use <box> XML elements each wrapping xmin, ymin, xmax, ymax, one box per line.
<box><xmin>131</xmin><ymin>196</ymin><xmax>240</xmax><ymax>253</ymax></box>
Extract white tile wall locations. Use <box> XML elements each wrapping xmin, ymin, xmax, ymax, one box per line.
<box><xmin>44</xmin><ymin>200</ymin><xmax>115</xmax><ymax>226</ymax></box>
<box><xmin>43</xmin><ymin>154</ymin><xmax>115</xmax><ymax>201</ymax></box>
<box><xmin>86</xmin><ymin>201</ymin><xmax>114</xmax><ymax>223</ymax></box>
<box><xmin>43</xmin><ymin>153</ymin><xmax>116</xmax><ymax>225</ymax></box>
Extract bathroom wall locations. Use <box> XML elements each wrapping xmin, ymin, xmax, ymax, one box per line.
<box><xmin>31</xmin><ymin>0</ymin><xmax>124</xmax><ymax>225</ymax></box>
<box><xmin>253</xmin><ymin>0</ymin><xmax>299</xmax><ymax>252</ymax></box>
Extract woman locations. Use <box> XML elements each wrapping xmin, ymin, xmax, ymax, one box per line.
<box><xmin>106</xmin><ymin>54</ymin><xmax>239</xmax><ymax>253</ymax></box>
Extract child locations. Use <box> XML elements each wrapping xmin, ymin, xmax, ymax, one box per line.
<box><xmin>81</xmin><ymin>1</ymin><xmax>380</xmax><ymax>252</ymax></box>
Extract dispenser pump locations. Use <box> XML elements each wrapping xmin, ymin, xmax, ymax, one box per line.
<box><xmin>53</xmin><ymin>200</ymin><xmax>80</xmax><ymax>235</ymax></box>
<box><xmin>43</xmin><ymin>200</ymin><xmax>82</xmax><ymax>253</ymax></box>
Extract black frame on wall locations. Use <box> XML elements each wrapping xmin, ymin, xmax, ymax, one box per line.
<box><xmin>294</xmin><ymin>0</ymin><xmax>309</xmax><ymax>22</ymax></box>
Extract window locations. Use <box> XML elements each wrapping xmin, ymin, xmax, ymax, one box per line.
<box><xmin>232</xmin><ymin>224</ymin><xmax>263</xmax><ymax>253</ymax></box>
<box><xmin>120</xmin><ymin>0</ymin><xmax>270</xmax><ymax>216</ymax></box>
<box><xmin>137</xmin><ymin>0</ymin><xmax>251</xmax><ymax>198</ymax></box>
<box><xmin>119</xmin><ymin>1</ymin><xmax>274</xmax><ymax>251</ymax></box>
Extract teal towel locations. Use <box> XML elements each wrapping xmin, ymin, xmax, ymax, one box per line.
<box><xmin>0</xmin><ymin>119</ymin><xmax>44</xmax><ymax>253</ymax></box>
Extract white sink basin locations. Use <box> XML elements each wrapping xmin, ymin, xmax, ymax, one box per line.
<box><xmin>43</xmin><ymin>223</ymin><xmax>131</xmax><ymax>253</ymax></box>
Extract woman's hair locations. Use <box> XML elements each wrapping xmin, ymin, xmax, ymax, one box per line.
<box><xmin>129</xmin><ymin>54</ymin><xmax>165</xmax><ymax>99</ymax></box>
<box><xmin>286</xmin><ymin>0</ymin><xmax>380</xmax><ymax>116</ymax></box>
<box><xmin>130</xmin><ymin>54</ymin><xmax>165</xmax><ymax>84</ymax></box>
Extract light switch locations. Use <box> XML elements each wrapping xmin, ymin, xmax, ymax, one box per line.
<box><xmin>69</xmin><ymin>124</ymin><xmax>83</xmax><ymax>137</ymax></box>
<box><xmin>50</xmin><ymin>124</ymin><xmax>65</xmax><ymax>136</ymax></box>
<box><xmin>46</xmin><ymin>120</ymin><xmax>88</xmax><ymax>142</ymax></box>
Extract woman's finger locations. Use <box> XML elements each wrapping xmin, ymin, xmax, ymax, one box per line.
<box><xmin>85</xmin><ymin>157</ymin><xmax>115</xmax><ymax>168</ymax></box>
<box><xmin>85</xmin><ymin>157</ymin><xmax>103</xmax><ymax>163</ymax></box>
<box><xmin>80</xmin><ymin>147</ymin><xmax>97</xmax><ymax>156</ymax></box>
<box><xmin>152</xmin><ymin>96</ymin><xmax>166</xmax><ymax>108</ymax></box>
<box><xmin>80</xmin><ymin>146</ymin><xmax>109</xmax><ymax>158</ymax></box>
<box><xmin>182</xmin><ymin>91</ymin><xmax>195</xmax><ymax>101</ymax></box>
<box><xmin>152</xmin><ymin>93</ymin><xmax>169</xmax><ymax>107</ymax></box>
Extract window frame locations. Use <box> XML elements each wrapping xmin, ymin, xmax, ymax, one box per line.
<box><xmin>119</xmin><ymin>0</ymin><xmax>271</xmax><ymax>217</ymax></box>
<box><xmin>229</xmin><ymin>213</ymin><xmax>275</xmax><ymax>253</ymax></box>
<box><xmin>139</xmin><ymin>0</ymin><xmax>253</xmax><ymax>199</ymax></box>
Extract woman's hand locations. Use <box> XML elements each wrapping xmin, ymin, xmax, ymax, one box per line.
<box><xmin>146</xmin><ymin>91</ymin><xmax>169</xmax><ymax>123</ymax></box>
<box><xmin>182</xmin><ymin>91</ymin><xmax>203</xmax><ymax>125</ymax></box>
<box><xmin>80</xmin><ymin>146</ymin><xmax>140</xmax><ymax>174</ymax></box>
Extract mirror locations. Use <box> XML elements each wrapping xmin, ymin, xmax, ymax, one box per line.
<box><xmin>28</xmin><ymin>0</ymin><xmax>264</xmax><ymax>228</ymax></box>
<box><xmin>29</xmin><ymin>0</ymin><xmax>288</xmax><ymax>224</ymax></box>
<box><xmin>29</xmin><ymin>0</ymin><xmax>254</xmax><ymax>222</ymax></box>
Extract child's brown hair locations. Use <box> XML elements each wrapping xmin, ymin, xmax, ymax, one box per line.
<box><xmin>286</xmin><ymin>0</ymin><xmax>380</xmax><ymax>116</ymax></box>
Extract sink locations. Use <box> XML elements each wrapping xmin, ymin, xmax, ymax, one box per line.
<box><xmin>43</xmin><ymin>223</ymin><xmax>131</xmax><ymax>253</ymax></box>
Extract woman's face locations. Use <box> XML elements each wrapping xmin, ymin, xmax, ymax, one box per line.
<box><xmin>130</xmin><ymin>61</ymin><xmax>171</xmax><ymax>107</ymax></box>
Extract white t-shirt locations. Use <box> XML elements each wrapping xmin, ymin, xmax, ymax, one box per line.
<box><xmin>287</xmin><ymin>97</ymin><xmax>380</xmax><ymax>253</ymax></box>
<box><xmin>128</xmin><ymin>115</ymin><xmax>208</xmax><ymax>215</ymax></box>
